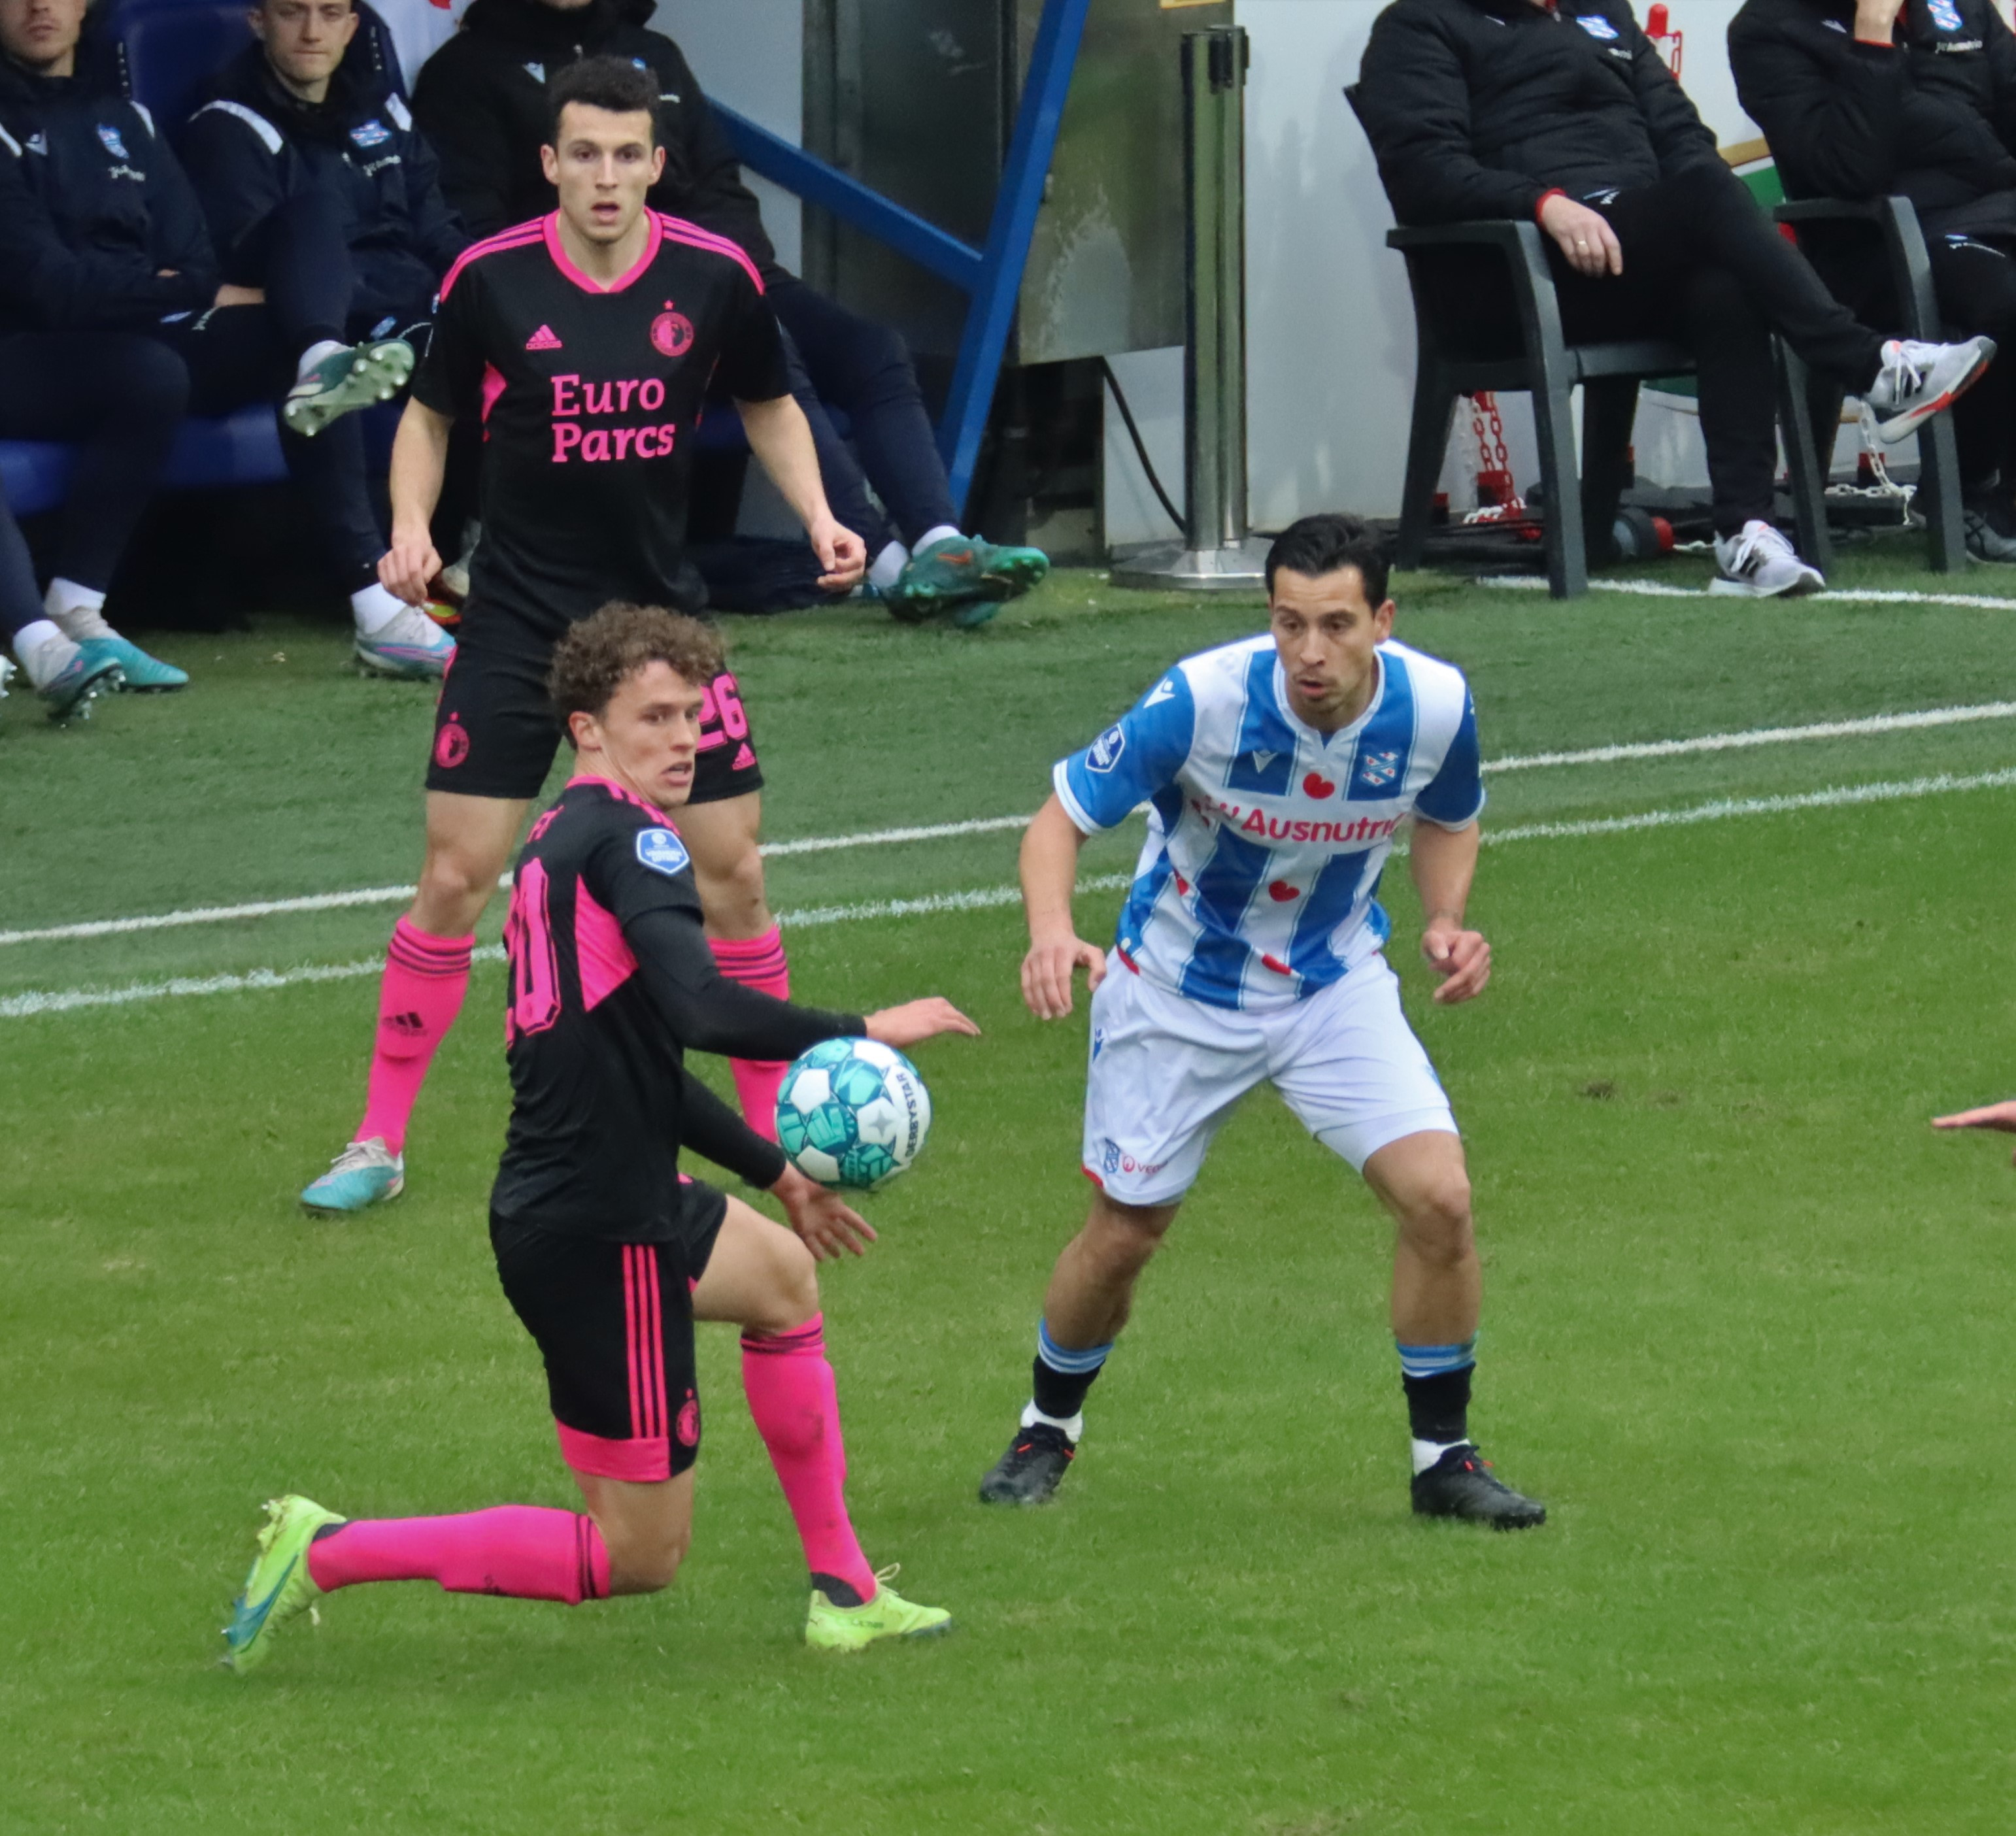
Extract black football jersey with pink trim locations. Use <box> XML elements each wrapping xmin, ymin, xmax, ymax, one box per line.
<box><xmin>413</xmin><ymin>209</ymin><xmax>789</xmax><ymax>633</ymax></box>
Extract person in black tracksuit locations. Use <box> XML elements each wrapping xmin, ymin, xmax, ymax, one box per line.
<box><xmin>0</xmin><ymin>0</ymin><xmax>422</xmax><ymax>670</ymax></box>
<box><xmin>1354</xmin><ymin>0</ymin><xmax>1990</xmax><ymax>592</ymax></box>
<box><xmin>1730</xmin><ymin>0</ymin><xmax>2016</xmax><ymax>552</ymax></box>
<box><xmin>181</xmin><ymin>0</ymin><xmax>471</xmax><ymax>658</ymax></box>
<box><xmin>411</xmin><ymin>0</ymin><xmax>1042</xmax><ymax>618</ymax></box>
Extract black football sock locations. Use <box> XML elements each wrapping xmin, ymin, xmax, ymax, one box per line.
<box><xmin>1028</xmin><ymin>1319</ymin><xmax>1112</xmax><ymax>1427</ymax></box>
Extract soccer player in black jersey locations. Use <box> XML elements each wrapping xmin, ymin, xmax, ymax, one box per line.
<box><xmin>228</xmin><ymin>603</ymin><xmax>977</xmax><ymax>1669</ymax></box>
<box><xmin>302</xmin><ymin>57</ymin><xmax>864</xmax><ymax>1215</ymax></box>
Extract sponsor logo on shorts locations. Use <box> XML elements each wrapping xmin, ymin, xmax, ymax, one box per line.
<box><xmin>1092</xmin><ymin>1026</ymin><xmax>1106</xmax><ymax>1060</ymax></box>
<box><xmin>1100</xmin><ymin>1138</ymin><xmax>1165</xmax><ymax>1179</ymax></box>
<box><xmin>433</xmin><ymin>718</ymin><xmax>469</xmax><ymax>769</ymax></box>
<box><xmin>650</xmin><ymin>308</ymin><xmax>695</xmax><ymax>358</ymax></box>
<box><xmin>636</xmin><ymin>827</ymin><xmax>691</xmax><ymax>877</ymax></box>
<box><xmin>1087</xmin><ymin>724</ymin><xmax>1126</xmax><ymax>773</ymax></box>
<box><xmin>675</xmin><ymin>1390</ymin><xmax>700</xmax><ymax>1447</ymax></box>
<box><xmin>730</xmin><ymin>741</ymin><xmax>756</xmax><ymax>772</ymax></box>
<box><xmin>1575</xmin><ymin>12</ymin><xmax>1619</xmax><ymax>39</ymax></box>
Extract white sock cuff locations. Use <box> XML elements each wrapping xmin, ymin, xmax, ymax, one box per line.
<box><xmin>918</xmin><ymin>524</ymin><xmax>963</xmax><ymax>551</ymax></box>
<box><xmin>44</xmin><ymin>577</ymin><xmax>105</xmax><ymax>618</ymax></box>
<box><xmin>13</xmin><ymin>617</ymin><xmax>71</xmax><ymax>687</ymax></box>
<box><xmin>867</xmin><ymin>539</ymin><xmax>909</xmax><ymax>592</ymax></box>
<box><xmin>1410</xmin><ymin>1436</ymin><xmax>1471</xmax><ymax>1477</ymax></box>
<box><xmin>1020</xmin><ymin>1401</ymin><xmax>1083</xmax><ymax>1443</ymax></box>
<box><xmin>350</xmin><ymin>582</ymin><xmax>407</xmax><ymax>634</ymax></box>
<box><xmin>297</xmin><ymin>338</ymin><xmax>349</xmax><ymax>383</ymax></box>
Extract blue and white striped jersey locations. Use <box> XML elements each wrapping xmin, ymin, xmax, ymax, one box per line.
<box><xmin>1054</xmin><ymin>635</ymin><xmax>1484</xmax><ymax>1012</ymax></box>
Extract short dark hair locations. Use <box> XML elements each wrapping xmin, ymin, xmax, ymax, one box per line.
<box><xmin>546</xmin><ymin>56</ymin><xmax>660</xmax><ymax>146</ymax></box>
<box><xmin>548</xmin><ymin>601</ymin><xmax>724</xmax><ymax>741</ymax></box>
<box><xmin>1264</xmin><ymin>512</ymin><xmax>1390</xmax><ymax>607</ymax></box>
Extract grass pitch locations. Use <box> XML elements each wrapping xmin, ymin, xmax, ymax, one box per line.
<box><xmin>3</xmin><ymin>542</ymin><xmax>2015</xmax><ymax>1832</ymax></box>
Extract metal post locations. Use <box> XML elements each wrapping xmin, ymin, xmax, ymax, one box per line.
<box><xmin>1111</xmin><ymin>25</ymin><xmax>1270</xmax><ymax>591</ymax></box>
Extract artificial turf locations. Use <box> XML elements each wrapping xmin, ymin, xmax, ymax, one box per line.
<box><xmin>3</xmin><ymin>548</ymin><xmax>2013</xmax><ymax>1831</ymax></box>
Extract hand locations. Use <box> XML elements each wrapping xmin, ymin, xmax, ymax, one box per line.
<box><xmin>862</xmin><ymin>997</ymin><xmax>981</xmax><ymax>1049</ymax></box>
<box><xmin>1022</xmin><ymin>931</ymin><xmax>1107</xmax><ymax>1020</ymax></box>
<box><xmin>378</xmin><ymin>527</ymin><xmax>443</xmax><ymax>606</ymax></box>
<box><xmin>1933</xmin><ymin>1099</ymin><xmax>2016</xmax><ymax>1167</ymax></box>
<box><xmin>212</xmin><ymin>283</ymin><xmax>265</xmax><ymax>309</ymax></box>
<box><xmin>771</xmin><ymin>1161</ymin><xmax>877</xmax><ymax>1260</ymax></box>
<box><xmin>809</xmin><ymin>515</ymin><xmax>867</xmax><ymax>592</ymax></box>
<box><xmin>1422</xmin><ymin>918</ymin><xmax>1490</xmax><ymax>1005</ymax></box>
<box><xmin>1853</xmin><ymin>0</ymin><xmax>1904</xmax><ymax>42</ymax></box>
<box><xmin>1539</xmin><ymin>193</ymin><xmax>1623</xmax><ymax>279</ymax></box>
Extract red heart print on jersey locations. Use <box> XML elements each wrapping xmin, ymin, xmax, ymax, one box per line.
<box><xmin>1303</xmin><ymin>772</ymin><xmax>1337</xmax><ymax>797</ymax></box>
<box><xmin>1268</xmin><ymin>880</ymin><xmax>1300</xmax><ymax>903</ymax></box>
<box><xmin>1174</xmin><ymin>875</ymin><xmax>1190</xmax><ymax>896</ymax></box>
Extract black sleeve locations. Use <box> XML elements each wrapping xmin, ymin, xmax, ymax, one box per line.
<box><xmin>716</xmin><ymin>282</ymin><xmax>789</xmax><ymax>402</ymax></box>
<box><xmin>141</xmin><ymin>127</ymin><xmax>222</xmax><ymax>293</ymax></box>
<box><xmin>678</xmin><ymin>1065</ymin><xmax>788</xmax><ymax>1188</ymax></box>
<box><xmin>178</xmin><ymin>106</ymin><xmax>290</xmax><ymax>267</ymax></box>
<box><xmin>1619</xmin><ymin>7</ymin><xmax>1719</xmax><ymax>175</ymax></box>
<box><xmin>400</xmin><ymin>120</ymin><xmax>472</xmax><ymax>275</ymax></box>
<box><xmin>627</xmin><ymin>903</ymin><xmax>862</xmax><ymax>1060</ymax></box>
<box><xmin>1985</xmin><ymin>2</ymin><xmax>2016</xmax><ymax>157</ymax></box>
<box><xmin>662</xmin><ymin>44</ymin><xmax>778</xmax><ymax>273</ymax></box>
<box><xmin>412</xmin><ymin>46</ymin><xmax>520</xmax><ymax>239</ymax></box>
<box><xmin>408</xmin><ymin>256</ymin><xmax>482</xmax><ymax>417</ymax></box>
<box><xmin>0</xmin><ymin>141</ymin><xmax>209</xmax><ymax>329</ymax></box>
<box><xmin>1353</xmin><ymin>6</ymin><xmax>1554</xmax><ymax>225</ymax></box>
<box><xmin>1728</xmin><ymin>6</ymin><xmax>1909</xmax><ymax>199</ymax></box>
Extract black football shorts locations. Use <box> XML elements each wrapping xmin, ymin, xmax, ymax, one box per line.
<box><xmin>427</xmin><ymin>611</ymin><xmax>765</xmax><ymax>805</ymax></box>
<box><xmin>490</xmin><ymin>1184</ymin><xmax>729</xmax><ymax>1482</ymax></box>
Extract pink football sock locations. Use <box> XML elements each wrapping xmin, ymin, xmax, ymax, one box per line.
<box><xmin>355</xmin><ymin>918</ymin><xmax>473</xmax><ymax>1154</ymax></box>
<box><xmin>741</xmin><ymin>1315</ymin><xmax>879</xmax><ymax>1603</ymax></box>
<box><xmin>306</xmin><ymin>1505</ymin><xmax>609</xmax><ymax>1604</ymax></box>
<box><xmin>710</xmin><ymin>926</ymin><xmax>792</xmax><ymax>1142</ymax></box>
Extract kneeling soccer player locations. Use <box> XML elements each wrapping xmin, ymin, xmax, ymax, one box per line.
<box><xmin>979</xmin><ymin>512</ymin><xmax>1544</xmax><ymax>1528</ymax></box>
<box><xmin>226</xmin><ymin>603</ymin><xmax>978</xmax><ymax>1671</ymax></box>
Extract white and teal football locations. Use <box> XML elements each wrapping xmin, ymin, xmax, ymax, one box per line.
<box><xmin>775</xmin><ymin>1037</ymin><xmax>932</xmax><ymax>1190</ymax></box>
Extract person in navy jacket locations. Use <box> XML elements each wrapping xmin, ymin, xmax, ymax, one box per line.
<box><xmin>180</xmin><ymin>0</ymin><xmax>467</xmax><ymax>675</ymax></box>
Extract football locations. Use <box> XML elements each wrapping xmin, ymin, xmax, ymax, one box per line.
<box><xmin>775</xmin><ymin>1038</ymin><xmax>933</xmax><ymax>1190</ymax></box>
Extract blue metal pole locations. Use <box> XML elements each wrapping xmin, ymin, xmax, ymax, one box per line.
<box><xmin>938</xmin><ymin>0</ymin><xmax>1094</xmax><ymax>518</ymax></box>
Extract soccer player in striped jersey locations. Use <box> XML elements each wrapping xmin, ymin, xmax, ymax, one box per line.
<box><xmin>227</xmin><ymin>603</ymin><xmax>976</xmax><ymax>1670</ymax></box>
<box><xmin>301</xmin><ymin>56</ymin><xmax>863</xmax><ymax>1214</ymax></box>
<box><xmin>979</xmin><ymin>512</ymin><xmax>1545</xmax><ymax>1527</ymax></box>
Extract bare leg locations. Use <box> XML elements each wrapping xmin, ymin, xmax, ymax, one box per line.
<box><xmin>410</xmin><ymin>790</ymin><xmax>531</xmax><ymax>937</ymax></box>
<box><xmin>1041</xmin><ymin>1193</ymin><xmax>1182</xmax><ymax>1350</ymax></box>
<box><xmin>1360</xmin><ymin>1129</ymin><xmax>1479</xmax><ymax>1344</ymax></box>
<box><xmin>679</xmin><ymin>790</ymin><xmax>771</xmax><ymax>942</ymax></box>
<box><xmin>573</xmin><ymin>1469</ymin><xmax>696</xmax><ymax>1595</ymax></box>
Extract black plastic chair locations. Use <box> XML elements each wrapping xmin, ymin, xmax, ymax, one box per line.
<box><xmin>1381</xmin><ymin>218</ymin><xmax>1828</xmax><ymax>598</ymax></box>
<box><xmin>1773</xmin><ymin>196</ymin><xmax>1965</xmax><ymax>573</ymax></box>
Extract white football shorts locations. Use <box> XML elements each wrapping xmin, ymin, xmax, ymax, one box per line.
<box><xmin>1080</xmin><ymin>950</ymin><xmax>1458</xmax><ymax>1206</ymax></box>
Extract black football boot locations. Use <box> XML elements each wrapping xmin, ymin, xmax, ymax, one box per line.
<box><xmin>977</xmin><ymin>1422</ymin><xmax>1077</xmax><ymax>1505</ymax></box>
<box><xmin>1411</xmin><ymin>1443</ymin><xmax>1547</xmax><ymax>1529</ymax></box>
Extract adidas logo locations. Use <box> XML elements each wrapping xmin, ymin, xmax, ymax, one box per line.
<box><xmin>731</xmin><ymin>742</ymin><xmax>756</xmax><ymax>772</ymax></box>
<box><xmin>386</xmin><ymin>1010</ymin><xmax>428</xmax><ymax>1035</ymax></box>
<box><xmin>525</xmin><ymin>324</ymin><xmax>563</xmax><ymax>351</ymax></box>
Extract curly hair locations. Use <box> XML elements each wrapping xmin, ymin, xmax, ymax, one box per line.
<box><xmin>547</xmin><ymin>603</ymin><xmax>724</xmax><ymax>739</ymax></box>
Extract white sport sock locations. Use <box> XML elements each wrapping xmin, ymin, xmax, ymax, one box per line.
<box><xmin>296</xmin><ymin>338</ymin><xmax>350</xmax><ymax>384</ymax></box>
<box><xmin>917</xmin><ymin>523</ymin><xmax>962</xmax><ymax>552</ymax></box>
<box><xmin>350</xmin><ymin>582</ymin><xmax>408</xmax><ymax>635</ymax></box>
<box><xmin>867</xmin><ymin>539</ymin><xmax>909</xmax><ymax>592</ymax></box>
<box><xmin>44</xmin><ymin>578</ymin><xmax>112</xmax><ymax>641</ymax></box>
<box><xmin>13</xmin><ymin>617</ymin><xmax>75</xmax><ymax>690</ymax></box>
<box><xmin>1411</xmin><ymin>1436</ymin><xmax>1471</xmax><ymax>1476</ymax></box>
<box><xmin>1020</xmin><ymin>1400</ymin><xmax>1083</xmax><ymax>1443</ymax></box>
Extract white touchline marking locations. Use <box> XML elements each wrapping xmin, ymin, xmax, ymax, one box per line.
<box><xmin>1483</xmin><ymin>575</ymin><xmax>2016</xmax><ymax>611</ymax></box>
<box><xmin>6</xmin><ymin>770</ymin><xmax>2012</xmax><ymax>1021</ymax></box>
<box><xmin>8</xmin><ymin>701</ymin><xmax>2011</xmax><ymax>950</ymax></box>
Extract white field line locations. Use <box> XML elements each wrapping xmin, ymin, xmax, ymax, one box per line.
<box><xmin>1484</xmin><ymin>575</ymin><xmax>2016</xmax><ymax>611</ymax></box>
<box><xmin>6</xmin><ymin>769</ymin><xmax>2011</xmax><ymax>1022</ymax></box>
<box><xmin>6</xmin><ymin>701</ymin><xmax>2011</xmax><ymax>952</ymax></box>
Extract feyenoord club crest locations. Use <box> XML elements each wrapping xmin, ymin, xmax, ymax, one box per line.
<box><xmin>650</xmin><ymin>307</ymin><xmax>695</xmax><ymax>358</ymax></box>
<box><xmin>1357</xmin><ymin>748</ymin><xmax>1401</xmax><ymax>790</ymax></box>
<box><xmin>96</xmin><ymin>122</ymin><xmax>129</xmax><ymax>159</ymax></box>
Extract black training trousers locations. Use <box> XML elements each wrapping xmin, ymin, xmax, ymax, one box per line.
<box><xmin>0</xmin><ymin>331</ymin><xmax>186</xmax><ymax>639</ymax></box>
<box><xmin>1549</xmin><ymin>162</ymin><xmax>1887</xmax><ymax>535</ymax></box>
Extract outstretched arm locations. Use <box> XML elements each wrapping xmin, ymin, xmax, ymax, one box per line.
<box><xmin>1409</xmin><ymin>818</ymin><xmax>1490</xmax><ymax>1005</ymax></box>
<box><xmin>1933</xmin><ymin>1099</ymin><xmax>2016</xmax><ymax>1168</ymax></box>
<box><xmin>735</xmin><ymin>393</ymin><xmax>866</xmax><ymax>592</ymax></box>
<box><xmin>1020</xmin><ymin>794</ymin><xmax>1105</xmax><ymax>1019</ymax></box>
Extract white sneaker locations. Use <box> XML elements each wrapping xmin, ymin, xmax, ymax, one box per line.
<box><xmin>1709</xmin><ymin>520</ymin><xmax>1825</xmax><ymax>598</ymax></box>
<box><xmin>355</xmin><ymin>603</ymin><xmax>456</xmax><ymax>680</ymax></box>
<box><xmin>1862</xmin><ymin>336</ymin><xmax>1996</xmax><ymax>445</ymax></box>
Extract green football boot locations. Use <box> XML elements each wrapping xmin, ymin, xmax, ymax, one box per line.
<box><xmin>883</xmin><ymin>535</ymin><xmax>1049</xmax><ymax>627</ymax></box>
<box><xmin>222</xmin><ymin>1495</ymin><xmax>345</xmax><ymax>1674</ymax></box>
<box><xmin>283</xmin><ymin>339</ymin><xmax>415</xmax><ymax>439</ymax></box>
<box><xmin>804</xmin><ymin>1566</ymin><xmax>952</xmax><ymax>1652</ymax></box>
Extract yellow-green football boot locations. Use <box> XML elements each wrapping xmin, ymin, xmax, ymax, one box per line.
<box><xmin>804</xmin><ymin>1565</ymin><xmax>952</xmax><ymax>1652</ymax></box>
<box><xmin>222</xmin><ymin>1495</ymin><xmax>345</xmax><ymax>1673</ymax></box>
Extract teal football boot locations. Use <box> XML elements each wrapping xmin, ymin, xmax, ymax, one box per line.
<box><xmin>78</xmin><ymin>635</ymin><xmax>188</xmax><ymax>691</ymax></box>
<box><xmin>300</xmin><ymin>1137</ymin><xmax>405</xmax><ymax>1215</ymax></box>
<box><xmin>883</xmin><ymin>535</ymin><xmax>1049</xmax><ymax>627</ymax></box>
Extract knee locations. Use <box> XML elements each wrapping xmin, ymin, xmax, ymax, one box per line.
<box><xmin>743</xmin><ymin>1230</ymin><xmax>820</xmax><ymax>1337</ymax></box>
<box><xmin>1396</xmin><ymin>1171</ymin><xmax>1475</xmax><ymax>1267</ymax></box>
<box><xmin>1082</xmin><ymin>1199</ymin><xmax>1171</xmax><ymax>1280</ymax></box>
<box><xmin>414</xmin><ymin>847</ymin><xmax>498</xmax><ymax>929</ymax></box>
<box><xmin>603</xmin><ymin>1520</ymin><xmax>691</xmax><ymax>1595</ymax></box>
<box><xmin>698</xmin><ymin>841</ymin><xmax>769</xmax><ymax>936</ymax></box>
